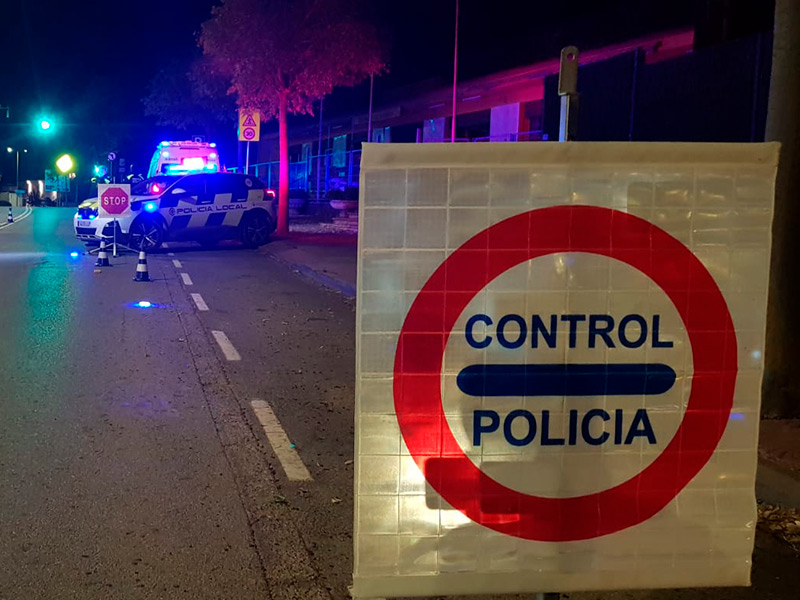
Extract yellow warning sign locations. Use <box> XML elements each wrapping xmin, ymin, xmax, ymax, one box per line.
<box><xmin>238</xmin><ymin>109</ymin><xmax>261</xmax><ymax>142</ymax></box>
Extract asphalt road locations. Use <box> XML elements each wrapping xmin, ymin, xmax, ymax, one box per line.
<box><xmin>0</xmin><ymin>207</ymin><xmax>797</xmax><ymax>600</ymax></box>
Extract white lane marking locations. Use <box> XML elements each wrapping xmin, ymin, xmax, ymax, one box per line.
<box><xmin>0</xmin><ymin>206</ymin><xmax>33</xmax><ymax>230</ymax></box>
<box><xmin>250</xmin><ymin>399</ymin><xmax>313</xmax><ymax>481</ymax></box>
<box><xmin>191</xmin><ymin>293</ymin><xmax>209</xmax><ymax>311</ymax></box>
<box><xmin>167</xmin><ymin>252</ymin><xmax>175</xmax><ymax>256</ymax></box>
<box><xmin>162</xmin><ymin>242</ymin><xmax>170</xmax><ymax>248</ymax></box>
<box><xmin>15</xmin><ymin>206</ymin><xmax>33</xmax><ymax>224</ymax></box>
<box><xmin>172</xmin><ymin>259</ymin><xmax>183</xmax><ymax>268</ymax></box>
<box><xmin>180</xmin><ymin>272</ymin><xmax>193</xmax><ymax>286</ymax></box>
<box><xmin>211</xmin><ymin>330</ymin><xmax>241</xmax><ymax>361</ymax></box>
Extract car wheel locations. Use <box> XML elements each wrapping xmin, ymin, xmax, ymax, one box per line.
<box><xmin>129</xmin><ymin>218</ymin><xmax>164</xmax><ymax>252</ymax></box>
<box><xmin>198</xmin><ymin>239</ymin><xmax>218</xmax><ymax>248</ymax></box>
<box><xmin>240</xmin><ymin>211</ymin><xmax>271</xmax><ymax>248</ymax></box>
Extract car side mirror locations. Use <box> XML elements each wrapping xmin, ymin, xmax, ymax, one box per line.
<box><xmin>171</xmin><ymin>188</ymin><xmax>186</xmax><ymax>195</ymax></box>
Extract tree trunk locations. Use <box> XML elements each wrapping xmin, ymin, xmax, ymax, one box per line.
<box><xmin>764</xmin><ymin>0</ymin><xmax>800</xmax><ymax>417</ymax></box>
<box><xmin>277</xmin><ymin>93</ymin><xmax>290</xmax><ymax>235</ymax></box>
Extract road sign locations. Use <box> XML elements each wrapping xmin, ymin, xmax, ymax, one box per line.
<box><xmin>397</xmin><ymin>206</ymin><xmax>735</xmax><ymax>542</ymax></box>
<box><xmin>45</xmin><ymin>170</ymin><xmax>70</xmax><ymax>193</ymax></box>
<box><xmin>45</xmin><ymin>170</ymin><xmax>57</xmax><ymax>192</ymax></box>
<box><xmin>98</xmin><ymin>184</ymin><xmax>131</xmax><ymax>217</ymax></box>
<box><xmin>238</xmin><ymin>109</ymin><xmax>260</xmax><ymax>142</ymax></box>
<box><xmin>108</xmin><ymin>152</ymin><xmax>116</xmax><ymax>161</ymax></box>
<box><xmin>353</xmin><ymin>142</ymin><xmax>779</xmax><ymax>597</ymax></box>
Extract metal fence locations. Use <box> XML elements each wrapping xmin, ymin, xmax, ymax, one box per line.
<box><xmin>230</xmin><ymin>132</ymin><xmax>543</xmax><ymax>194</ymax></box>
<box><xmin>472</xmin><ymin>129</ymin><xmax>544</xmax><ymax>142</ymax></box>
<box><xmin>230</xmin><ymin>149</ymin><xmax>363</xmax><ymax>198</ymax></box>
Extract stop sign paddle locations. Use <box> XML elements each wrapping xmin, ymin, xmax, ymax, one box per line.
<box><xmin>98</xmin><ymin>184</ymin><xmax>131</xmax><ymax>218</ymax></box>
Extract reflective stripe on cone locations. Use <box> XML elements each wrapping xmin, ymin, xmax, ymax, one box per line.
<box><xmin>133</xmin><ymin>250</ymin><xmax>151</xmax><ymax>282</ymax></box>
<box><xmin>95</xmin><ymin>239</ymin><xmax>111</xmax><ymax>267</ymax></box>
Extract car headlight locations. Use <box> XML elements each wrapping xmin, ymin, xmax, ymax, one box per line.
<box><xmin>77</xmin><ymin>208</ymin><xmax>99</xmax><ymax>219</ymax></box>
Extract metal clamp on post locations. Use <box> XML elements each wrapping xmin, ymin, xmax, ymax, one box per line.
<box><xmin>558</xmin><ymin>46</ymin><xmax>579</xmax><ymax>141</ymax></box>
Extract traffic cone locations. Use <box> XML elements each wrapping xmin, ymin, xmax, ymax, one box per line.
<box><xmin>7</xmin><ymin>207</ymin><xmax>12</xmax><ymax>223</ymax></box>
<box><xmin>95</xmin><ymin>239</ymin><xmax>111</xmax><ymax>267</ymax></box>
<box><xmin>133</xmin><ymin>250</ymin><xmax>151</xmax><ymax>282</ymax></box>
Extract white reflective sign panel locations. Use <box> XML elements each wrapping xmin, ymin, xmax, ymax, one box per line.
<box><xmin>353</xmin><ymin>142</ymin><xmax>778</xmax><ymax>597</ymax></box>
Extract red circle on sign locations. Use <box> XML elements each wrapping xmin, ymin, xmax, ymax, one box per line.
<box><xmin>100</xmin><ymin>187</ymin><xmax>129</xmax><ymax>216</ymax></box>
<box><xmin>243</xmin><ymin>128</ymin><xmax>256</xmax><ymax>140</ymax></box>
<box><xmin>393</xmin><ymin>205</ymin><xmax>737</xmax><ymax>541</ymax></box>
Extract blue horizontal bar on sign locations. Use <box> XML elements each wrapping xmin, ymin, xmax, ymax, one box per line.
<box><xmin>456</xmin><ymin>363</ymin><xmax>676</xmax><ymax>397</ymax></box>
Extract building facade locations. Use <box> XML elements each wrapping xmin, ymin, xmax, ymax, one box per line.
<box><xmin>245</xmin><ymin>27</ymin><xmax>770</xmax><ymax>199</ymax></box>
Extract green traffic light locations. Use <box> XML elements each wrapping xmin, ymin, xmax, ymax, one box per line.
<box><xmin>35</xmin><ymin>115</ymin><xmax>54</xmax><ymax>135</ymax></box>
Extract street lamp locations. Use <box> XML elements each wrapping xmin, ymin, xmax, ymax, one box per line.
<box><xmin>40</xmin><ymin>119</ymin><xmax>51</xmax><ymax>131</ymax></box>
<box><xmin>6</xmin><ymin>147</ymin><xmax>28</xmax><ymax>194</ymax></box>
<box><xmin>55</xmin><ymin>154</ymin><xmax>77</xmax><ymax>206</ymax></box>
<box><xmin>55</xmin><ymin>153</ymin><xmax>74</xmax><ymax>174</ymax></box>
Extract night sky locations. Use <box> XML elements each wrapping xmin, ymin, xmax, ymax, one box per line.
<box><xmin>0</xmin><ymin>0</ymin><xmax>715</xmax><ymax>183</ymax></box>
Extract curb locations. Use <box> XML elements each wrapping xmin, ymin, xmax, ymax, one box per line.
<box><xmin>291</xmin><ymin>264</ymin><xmax>356</xmax><ymax>298</ymax></box>
<box><xmin>757</xmin><ymin>460</ymin><xmax>800</xmax><ymax>509</ymax></box>
<box><xmin>265</xmin><ymin>250</ymin><xmax>356</xmax><ymax>298</ymax></box>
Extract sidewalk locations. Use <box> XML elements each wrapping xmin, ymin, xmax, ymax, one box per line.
<box><xmin>757</xmin><ymin>419</ymin><xmax>800</xmax><ymax>508</ymax></box>
<box><xmin>262</xmin><ymin>230</ymin><xmax>358</xmax><ymax>298</ymax></box>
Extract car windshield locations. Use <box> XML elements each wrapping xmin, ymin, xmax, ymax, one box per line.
<box><xmin>131</xmin><ymin>175</ymin><xmax>180</xmax><ymax>196</ymax></box>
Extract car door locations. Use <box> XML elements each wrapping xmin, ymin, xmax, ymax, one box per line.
<box><xmin>161</xmin><ymin>174</ymin><xmax>207</xmax><ymax>238</ymax></box>
<box><xmin>204</xmin><ymin>174</ymin><xmax>247</xmax><ymax>234</ymax></box>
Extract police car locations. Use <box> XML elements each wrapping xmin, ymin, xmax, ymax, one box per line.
<box><xmin>74</xmin><ymin>172</ymin><xmax>276</xmax><ymax>251</ymax></box>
